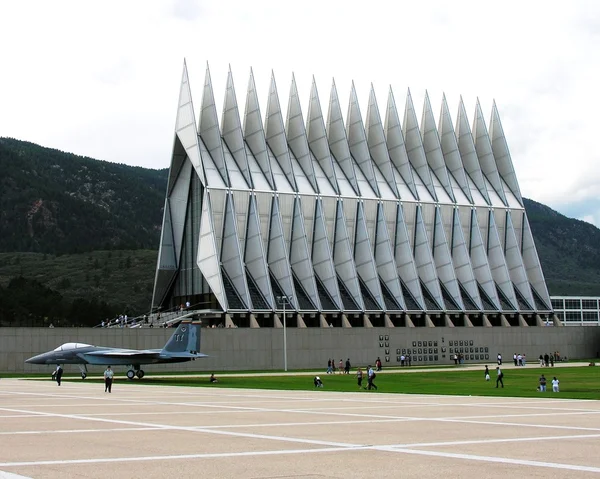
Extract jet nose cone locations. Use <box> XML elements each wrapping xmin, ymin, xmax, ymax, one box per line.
<box><xmin>25</xmin><ymin>354</ymin><xmax>45</xmax><ymax>364</ymax></box>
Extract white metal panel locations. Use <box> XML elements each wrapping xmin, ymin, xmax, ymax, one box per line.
<box><xmin>245</xmin><ymin>195</ymin><xmax>274</xmax><ymax>309</ymax></box>
<box><xmin>366</xmin><ymin>87</ymin><xmax>399</xmax><ymax>197</ymax></box>
<box><xmin>449</xmin><ymin>172</ymin><xmax>472</xmax><ymax>206</ymax></box>
<box><xmin>210</xmin><ymin>189</ymin><xmax>226</xmax><ymax>259</ymax></box>
<box><xmin>433</xmin><ymin>208</ymin><xmax>465</xmax><ymax>309</ymax></box>
<box><xmin>352</xmin><ymin>159</ymin><xmax>378</xmax><ymax>199</ymax></box>
<box><xmin>522</xmin><ymin>213</ymin><xmax>552</xmax><ymax>309</ymax></box>
<box><xmin>232</xmin><ymin>190</ymin><xmax>249</xmax><ymax>256</ymax></box>
<box><xmin>431</xmin><ymin>170</ymin><xmax>454</xmax><ymax>204</ymax></box>
<box><xmin>312</xmin><ymin>199</ymin><xmax>343</xmax><ymax>309</ymax></box>
<box><xmin>322</xmin><ymin>196</ymin><xmax>338</xmax><ymax>253</ymax></box>
<box><xmin>393</xmin><ymin>164</ymin><xmax>417</xmax><ymax>201</ymax></box>
<box><xmin>374</xmin><ymin>167</ymin><xmax>397</xmax><ymax>200</ymax></box>
<box><xmin>223</xmin><ymin>143</ymin><xmax>249</xmax><ymax>189</ymax></box>
<box><xmin>502</xmin><ymin>178</ymin><xmax>522</xmax><ymax>209</ymax></box>
<box><xmin>265</xmin><ymin>73</ymin><xmax>297</xmax><ymax>191</ymax></box>
<box><xmin>199</xmin><ymin>64</ymin><xmax>229</xmax><ymax>186</ymax></box>
<box><xmin>221</xmin><ymin>194</ymin><xmax>251</xmax><ymax>309</ymax></box>
<box><xmin>456</xmin><ymin>98</ymin><xmax>490</xmax><ymax>205</ymax></box>
<box><xmin>347</xmin><ymin>83</ymin><xmax>380</xmax><ymax>197</ymax></box>
<box><xmin>362</xmin><ymin>199</ymin><xmax>378</xmax><ymax>248</ymax></box>
<box><xmin>476</xmin><ymin>207</ymin><xmax>489</xmax><ymax>251</ymax></box>
<box><xmin>267</xmin><ymin>196</ymin><xmax>297</xmax><ymax>309</ymax></box>
<box><xmin>440</xmin><ymin>204</ymin><xmax>454</xmax><ymax>250</ymax></box>
<box><xmin>383</xmin><ymin>200</ymin><xmax>398</xmax><ymax>250</ymax></box>
<box><xmin>157</xmin><ymin>199</ymin><xmax>177</xmax><ymax>270</ymax></box>
<box><xmin>199</xmin><ymin>138</ymin><xmax>226</xmax><ymax>189</ymax></box>
<box><xmin>255</xmin><ymin>191</ymin><xmax>272</xmax><ymax>254</ymax></box>
<box><xmin>300</xmin><ymin>195</ymin><xmax>316</xmax><ymax>249</ymax></box>
<box><xmin>268</xmin><ymin>147</ymin><xmax>295</xmax><ymax>193</ymax></box>
<box><xmin>451</xmin><ymin>209</ymin><xmax>482</xmax><ymax>309</ymax></box>
<box><xmin>312</xmin><ymin>153</ymin><xmax>337</xmax><ymax>196</ymax></box>
<box><xmin>375</xmin><ymin>203</ymin><xmax>405</xmax><ymax>309</ymax></box>
<box><xmin>197</xmin><ymin>191</ymin><xmax>227</xmax><ymax>310</ymax></box>
<box><xmin>286</xmin><ymin>74</ymin><xmax>319</xmax><ymax>193</ymax></box>
<box><xmin>487</xmin><ymin>211</ymin><xmax>518</xmax><ymax>311</ymax></box>
<box><xmin>458</xmin><ymin>205</ymin><xmax>472</xmax><ymax>250</ymax></box>
<box><xmin>243</xmin><ymin>69</ymin><xmax>274</xmax><ymax>189</ymax></box>
<box><xmin>169</xmin><ymin>160</ymin><xmax>192</xmax><ymax>264</ymax></box>
<box><xmin>278</xmin><ymin>192</ymin><xmax>295</xmax><ymax>253</ymax></box>
<box><xmin>222</xmin><ymin>68</ymin><xmax>252</xmax><ymax>188</ymax></box>
<box><xmin>510</xmin><ymin>209</ymin><xmax>523</xmax><ymax>252</ymax></box>
<box><xmin>421</xmin><ymin>202</ymin><xmax>436</xmax><ymax>249</ymax></box>
<box><xmin>290</xmin><ymin>197</ymin><xmax>321</xmax><ymax>310</ymax></box>
<box><xmin>354</xmin><ymin>202</ymin><xmax>385</xmax><ymax>309</ymax></box>
<box><xmin>402</xmin><ymin>201</ymin><xmax>417</xmax><ymax>249</ymax></box>
<box><xmin>413</xmin><ymin>206</ymin><xmax>444</xmax><ymax>309</ymax></box>
<box><xmin>439</xmin><ymin>94</ymin><xmax>473</xmax><ymax>203</ymax></box>
<box><xmin>411</xmin><ymin>166</ymin><xmax>436</xmax><ymax>203</ymax></box>
<box><xmin>245</xmin><ymin>145</ymin><xmax>272</xmax><ymax>191</ymax></box>
<box><xmin>307</xmin><ymin>78</ymin><xmax>339</xmax><ymax>194</ymax></box>
<box><xmin>421</xmin><ymin>92</ymin><xmax>455</xmax><ymax>202</ymax></box>
<box><xmin>341</xmin><ymin>197</ymin><xmax>357</xmax><ymax>253</ymax></box>
<box><xmin>484</xmin><ymin>176</ymin><xmax>506</xmax><ymax>208</ymax></box>
<box><xmin>395</xmin><ymin>202</ymin><xmax>425</xmax><ymax>309</ymax></box>
<box><xmin>334</xmin><ymin>201</ymin><xmax>364</xmax><ymax>310</ymax></box>
<box><xmin>289</xmin><ymin>151</ymin><xmax>315</xmax><ymax>195</ymax></box>
<box><xmin>493</xmin><ymin>208</ymin><xmax>507</xmax><ymax>251</ymax></box>
<box><xmin>332</xmin><ymin>160</ymin><xmax>356</xmax><ymax>197</ymax></box>
<box><xmin>490</xmin><ymin>101</ymin><xmax>523</xmax><ymax>205</ymax></box>
<box><xmin>175</xmin><ymin>62</ymin><xmax>205</xmax><ymax>186</ymax></box>
<box><xmin>385</xmin><ymin>88</ymin><xmax>418</xmax><ymax>200</ymax></box>
<box><xmin>473</xmin><ymin>100</ymin><xmax>507</xmax><ymax>206</ymax></box>
<box><xmin>469</xmin><ymin>210</ymin><xmax>501</xmax><ymax>310</ymax></box>
<box><xmin>467</xmin><ymin>174</ymin><xmax>488</xmax><ymax>207</ymax></box>
<box><xmin>403</xmin><ymin>89</ymin><xmax>437</xmax><ymax>201</ymax></box>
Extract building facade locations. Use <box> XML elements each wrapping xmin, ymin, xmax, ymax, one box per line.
<box><xmin>152</xmin><ymin>62</ymin><xmax>553</xmax><ymax>328</ymax></box>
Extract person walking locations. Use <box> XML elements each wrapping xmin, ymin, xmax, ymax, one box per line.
<box><xmin>345</xmin><ymin>358</ymin><xmax>351</xmax><ymax>374</ymax></box>
<box><xmin>495</xmin><ymin>366</ymin><xmax>504</xmax><ymax>388</ymax></box>
<box><xmin>552</xmin><ymin>377</ymin><xmax>560</xmax><ymax>392</ymax></box>
<box><xmin>52</xmin><ymin>365</ymin><xmax>63</xmax><ymax>386</ymax></box>
<box><xmin>484</xmin><ymin>365</ymin><xmax>490</xmax><ymax>381</ymax></box>
<box><xmin>367</xmin><ymin>365</ymin><xmax>378</xmax><ymax>390</ymax></box>
<box><xmin>356</xmin><ymin>368</ymin><xmax>363</xmax><ymax>389</ymax></box>
<box><xmin>327</xmin><ymin>359</ymin><xmax>333</xmax><ymax>374</ymax></box>
<box><xmin>104</xmin><ymin>366</ymin><xmax>114</xmax><ymax>393</ymax></box>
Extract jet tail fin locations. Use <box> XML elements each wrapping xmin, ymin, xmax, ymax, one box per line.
<box><xmin>161</xmin><ymin>320</ymin><xmax>202</xmax><ymax>355</ymax></box>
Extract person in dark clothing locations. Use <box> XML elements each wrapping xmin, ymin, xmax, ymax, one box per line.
<box><xmin>367</xmin><ymin>366</ymin><xmax>378</xmax><ymax>390</ymax></box>
<box><xmin>52</xmin><ymin>365</ymin><xmax>63</xmax><ymax>386</ymax></box>
<box><xmin>345</xmin><ymin>359</ymin><xmax>351</xmax><ymax>374</ymax></box>
<box><xmin>484</xmin><ymin>365</ymin><xmax>490</xmax><ymax>381</ymax></box>
<box><xmin>495</xmin><ymin>367</ymin><xmax>504</xmax><ymax>388</ymax></box>
<box><xmin>544</xmin><ymin>353</ymin><xmax>550</xmax><ymax>367</ymax></box>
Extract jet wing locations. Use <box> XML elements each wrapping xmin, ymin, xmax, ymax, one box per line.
<box><xmin>82</xmin><ymin>349</ymin><xmax>207</xmax><ymax>361</ymax></box>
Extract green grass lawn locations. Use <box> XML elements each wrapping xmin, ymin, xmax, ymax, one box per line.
<box><xmin>48</xmin><ymin>365</ymin><xmax>600</xmax><ymax>400</ymax></box>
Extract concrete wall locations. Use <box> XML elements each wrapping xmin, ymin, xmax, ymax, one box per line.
<box><xmin>2</xmin><ymin>326</ymin><xmax>600</xmax><ymax>375</ymax></box>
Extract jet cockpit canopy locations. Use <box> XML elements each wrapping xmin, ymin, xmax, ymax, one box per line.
<box><xmin>53</xmin><ymin>343</ymin><xmax>93</xmax><ymax>351</ymax></box>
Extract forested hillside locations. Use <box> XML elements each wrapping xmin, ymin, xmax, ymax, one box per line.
<box><xmin>1</xmin><ymin>137</ymin><xmax>599</xmax><ymax>326</ymax></box>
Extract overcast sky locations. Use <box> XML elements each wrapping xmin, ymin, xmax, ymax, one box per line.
<box><xmin>1</xmin><ymin>0</ymin><xmax>598</xmax><ymax>223</ymax></box>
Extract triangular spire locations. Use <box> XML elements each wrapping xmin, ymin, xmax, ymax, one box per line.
<box><xmin>403</xmin><ymin>89</ymin><xmax>437</xmax><ymax>201</ymax></box>
<box><xmin>413</xmin><ymin>206</ymin><xmax>444</xmax><ymax>309</ymax></box>
<box><xmin>504</xmin><ymin>212</ymin><xmax>535</xmax><ymax>309</ymax></box>
<box><xmin>469</xmin><ymin>210</ymin><xmax>501</xmax><ymax>310</ymax></box>
<box><xmin>222</xmin><ymin>66</ymin><xmax>253</xmax><ymax>188</ymax></box>
<box><xmin>438</xmin><ymin>94</ymin><xmax>472</xmax><ymax>203</ymax></box>
<box><xmin>265</xmin><ymin>72</ymin><xmax>297</xmax><ymax>191</ymax></box>
<box><xmin>394</xmin><ymin>204</ymin><xmax>425</xmax><ymax>309</ymax></box>
<box><xmin>199</xmin><ymin>63</ymin><xmax>229</xmax><ymax>186</ymax></box>
<box><xmin>473</xmin><ymin>99</ymin><xmax>507</xmax><ymax>206</ymax></box>
<box><xmin>243</xmin><ymin>68</ymin><xmax>275</xmax><ymax>189</ymax></box>
<box><xmin>374</xmin><ymin>203</ymin><xmax>405</xmax><ymax>309</ymax></box>
<box><xmin>286</xmin><ymin>74</ymin><xmax>319</xmax><ymax>193</ymax></box>
<box><xmin>312</xmin><ymin>200</ymin><xmax>344</xmax><ymax>310</ymax></box>
<box><xmin>290</xmin><ymin>197</ymin><xmax>321</xmax><ymax>310</ymax></box>
<box><xmin>306</xmin><ymin>77</ymin><xmax>339</xmax><ymax>195</ymax></box>
<box><xmin>267</xmin><ymin>196</ymin><xmax>297</xmax><ymax>309</ymax></box>
<box><xmin>173</xmin><ymin>60</ymin><xmax>205</xmax><ymax>187</ymax></box>
<box><xmin>450</xmin><ymin>209</ymin><xmax>482</xmax><ymax>309</ymax></box>
<box><xmin>366</xmin><ymin>86</ymin><xmax>400</xmax><ymax>198</ymax></box>
<box><xmin>521</xmin><ymin>213</ymin><xmax>552</xmax><ymax>309</ymax></box>
<box><xmin>385</xmin><ymin>87</ymin><xmax>418</xmax><ymax>200</ymax></box>
<box><xmin>487</xmin><ymin>211</ymin><xmax>518</xmax><ymax>310</ymax></box>
<box><xmin>152</xmin><ymin>198</ymin><xmax>178</xmax><ymax>308</ymax></box>
<box><xmin>221</xmin><ymin>194</ymin><xmax>251</xmax><ymax>309</ymax></box>
<box><xmin>326</xmin><ymin>80</ymin><xmax>361</xmax><ymax>195</ymax></box>
<box><xmin>334</xmin><ymin>201</ymin><xmax>364</xmax><ymax>310</ymax></box>
<box><xmin>347</xmin><ymin>82</ymin><xmax>381</xmax><ymax>197</ymax></box>
<box><xmin>354</xmin><ymin>202</ymin><xmax>385</xmax><ymax>309</ymax></box>
<box><xmin>169</xmin><ymin>160</ymin><xmax>193</xmax><ymax>264</ymax></box>
<box><xmin>245</xmin><ymin>195</ymin><xmax>274</xmax><ymax>309</ymax></box>
<box><xmin>456</xmin><ymin>97</ymin><xmax>489</xmax><ymax>204</ymax></box>
<box><xmin>197</xmin><ymin>191</ymin><xmax>228</xmax><ymax>310</ymax></box>
<box><xmin>432</xmin><ymin>207</ymin><xmax>464</xmax><ymax>309</ymax></box>
<box><xmin>489</xmin><ymin>101</ymin><xmax>524</xmax><ymax>205</ymax></box>
<box><xmin>421</xmin><ymin>91</ymin><xmax>455</xmax><ymax>202</ymax></box>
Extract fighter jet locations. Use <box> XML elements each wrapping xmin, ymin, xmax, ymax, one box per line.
<box><xmin>25</xmin><ymin>320</ymin><xmax>207</xmax><ymax>379</ymax></box>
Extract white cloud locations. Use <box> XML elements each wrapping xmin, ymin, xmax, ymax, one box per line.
<box><xmin>0</xmin><ymin>0</ymin><xmax>599</xmax><ymax>213</ymax></box>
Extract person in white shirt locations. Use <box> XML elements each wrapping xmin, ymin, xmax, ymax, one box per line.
<box><xmin>104</xmin><ymin>366</ymin><xmax>114</xmax><ymax>393</ymax></box>
<box><xmin>552</xmin><ymin>377</ymin><xmax>560</xmax><ymax>392</ymax></box>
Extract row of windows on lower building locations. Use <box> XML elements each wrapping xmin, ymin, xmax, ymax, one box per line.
<box><xmin>551</xmin><ymin>298</ymin><xmax>600</xmax><ymax>310</ymax></box>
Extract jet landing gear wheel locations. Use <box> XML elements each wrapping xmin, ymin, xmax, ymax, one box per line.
<box><xmin>136</xmin><ymin>370</ymin><xmax>145</xmax><ymax>379</ymax></box>
<box><xmin>126</xmin><ymin>369</ymin><xmax>136</xmax><ymax>380</ymax></box>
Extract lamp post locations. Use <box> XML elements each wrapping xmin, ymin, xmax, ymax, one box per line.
<box><xmin>277</xmin><ymin>295</ymin><xmax>292</xmax><ymax>372</ymax></box>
